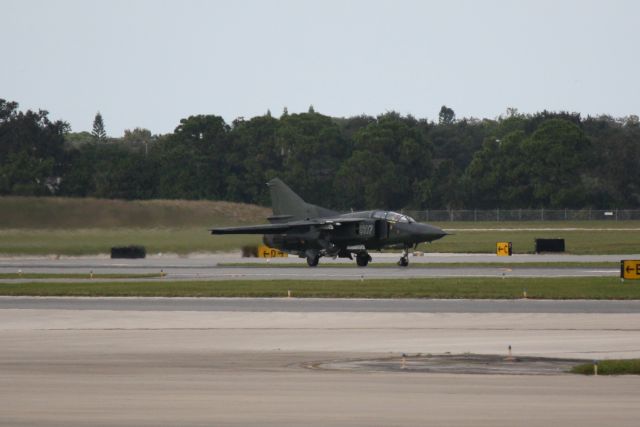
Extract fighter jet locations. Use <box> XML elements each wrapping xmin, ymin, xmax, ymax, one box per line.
<box><xmin>210</xmin><ymin>178</ymin><xmax>447</xmax><ymax>267</ymax></box>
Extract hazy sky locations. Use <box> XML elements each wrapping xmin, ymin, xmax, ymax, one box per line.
<box><xmin>3</xmin><ymin>0</ymin><xmax>639</xmax><ymax>136</ymax></box>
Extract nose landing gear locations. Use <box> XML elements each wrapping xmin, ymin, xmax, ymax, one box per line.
<box><xmin>397</xmin><ymin>248</ymin><xmax>409</xmax><ymax>267</ymax></box>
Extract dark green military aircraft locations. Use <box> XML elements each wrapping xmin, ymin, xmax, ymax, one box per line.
<box><xmin>211</xmin><ymin>178</ymin><xmax>447</xmax><ymax>267</ymax></box>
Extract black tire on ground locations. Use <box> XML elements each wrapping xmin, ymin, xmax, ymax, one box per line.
<box><xmin>307</xmin><ymin>255</ymin><xmax>320</xmax><ymax>267</ymax></box>
<box><xmin>356</xmin><ymin>254</ymin><xmax>370</xmax><ymax>267</ymax></box>
<box><xmin>111</xmin><ymin>246</ymin><xmax>146</xmax><ymax>259</ymax></box>
<box><xmin>398</xmin><ymin>257</ymin><xmax>409</xmax><ymax>267</ymax></box>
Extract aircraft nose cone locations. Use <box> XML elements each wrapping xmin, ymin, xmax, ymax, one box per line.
<box><xmin>416</xmin><ymin>223</ymin><xmax>448</xmax><ymax>242</ymax></box>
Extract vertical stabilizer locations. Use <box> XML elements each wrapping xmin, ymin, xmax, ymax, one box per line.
<box><xmin>267</xmin><ymin>178</ymin><xmax>338</xmax><ymax>221</ymax></box>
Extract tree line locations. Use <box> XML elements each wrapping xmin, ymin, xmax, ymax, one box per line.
<box><xmin>1</xmin><ymin>98</ymin><xmax>639</xmax><ymax>210</ymax></box>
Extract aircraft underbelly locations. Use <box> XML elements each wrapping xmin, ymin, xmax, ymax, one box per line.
<box><xmin>263</xmin><ymin>233</ymin><xmax>322</xmax><ymax>252</ymax></box>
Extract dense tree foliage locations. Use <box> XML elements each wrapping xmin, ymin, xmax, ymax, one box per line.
<box><xmin>0</xmin><ymin>100</ymin><xmax>69</xmax><ymax>195</ymax></box>
<box><xmin>2</xmin><ymin>98</ymin><xmax>639</xmax><ymax>209</ymax></box>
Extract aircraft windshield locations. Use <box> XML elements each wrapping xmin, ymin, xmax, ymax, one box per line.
<box><xmin>371</xmin><ymin>211</ymin><xmax>415</xmax><ymax>223</ymax></box>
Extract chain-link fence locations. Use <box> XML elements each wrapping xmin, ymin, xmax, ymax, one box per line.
<box><xmin>403</xmin><ymin>209</ymin><xmax>640</xmax><ymax>222</ymax></box>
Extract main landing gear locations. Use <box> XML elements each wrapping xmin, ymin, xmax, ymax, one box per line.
<box><xmin>306</xmin><ymin>252</ymin><xmax>320</xmax><ymax>267</ymax></box>
<box><xmin>306</xmin><ymin>250</ymin><xmax>373</xmax><ymax>267</ymax></box>
<box><xmin>397</xmin><ymin>248</ymin><xmax>409</xmax><ymax>267</ymax></box>
<box><xmin>356</xmin><ymin>252</ymin><xmax>372</xmax><ymax>267</ymax></box>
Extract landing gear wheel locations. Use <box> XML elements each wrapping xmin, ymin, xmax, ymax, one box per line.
<box><xmin>356</xmin><ymin>253</ymin><xmax>371</xmax><ymax>267</ymax></box>
<box><xmin>398</xmin><ymin>248</ymin><xmax>409</xmax><ymax>267</ymax></box>
<box><xmin>306</xmin><ymin>254</ymin><xmax>319</xmax><ymax>267</ymax></box>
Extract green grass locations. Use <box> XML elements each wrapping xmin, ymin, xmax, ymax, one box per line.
<box><xmin>431</xmin><ymin>220</ymin><xmax>640</xmax><ymax>229</ymax></box>
<box><xmin>1</xmin><ymin>277</ymin><xmax>638</xmax><ymax>299</ymax></box>
<box><xmin>0</xmin><ymin>228</ymin><xmax>262</xmax><ymax>255</ymax></box>
<box><xmin>571</xmin><ymin>359</ymin><xmax>640</xmax><ymax>375</ymax></box>
<box><xmin>0</xmin><ymin>196</ymin><xmax>270</xmax><ymax>229</ymax></box>
<box><xmin>1</xmin><ymin>197</ymin><xmax>639</xmax><ymax>255</ymax></box>
<box><xmin>0</xmin><ymin>196</ymin><xmax>267</xmax><ymax>255</ymax></box>
<box><xmin>418</xmin><ymin>224</ymin><xmax>640</xmax><ymax>254</ymax></box>
<box><xmin>2</xmin><ymin>225</ymin><xmax>639</xmax><ymax>256</ymax></box>
<box><xmin>0</xmin><ymin>273</ymin><xmax>162</xmax><ymax>279</ymax></box>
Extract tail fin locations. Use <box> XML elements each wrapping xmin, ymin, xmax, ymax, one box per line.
<box><xmin>267</xmin><ymin>178</ymin><xmax>338</xmax><ymax>222</ymax></box>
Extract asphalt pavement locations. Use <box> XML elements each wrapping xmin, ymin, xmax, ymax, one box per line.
<box><xmin>1</xmin><ymin>296</ymin><xmax>639</xmax><ymax>313</ymax></box>
<box><xmin>0</xmin><ymin>253</ymin><xmax>628</xmax><ymax>281</ymax></box>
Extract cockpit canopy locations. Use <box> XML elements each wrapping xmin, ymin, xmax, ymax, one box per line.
<box><xmin>371</xmin><ymin>210</ymin><xmax>415</xmax><ymax>223</ymax></box>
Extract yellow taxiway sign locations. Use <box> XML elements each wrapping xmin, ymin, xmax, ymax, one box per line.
<box><xmin>621</xmin><ymin>260</ymin><xmax>640</xmax><ymax>279</ymax></box>
<box><xmin>257</xmin><ymin>245</ymin><xmax>288</xmax><ymax>258</ymax></box>
<box><xmin>496</xmin><ymin>242</ymin><xmax>512</xmax><ymax>256</ymax></box>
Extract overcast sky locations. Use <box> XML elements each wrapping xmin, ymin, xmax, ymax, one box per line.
<box><xmin>3</xmin><ymin>0</ymin><xmax>639</xmax><ymax>136</ymax></box>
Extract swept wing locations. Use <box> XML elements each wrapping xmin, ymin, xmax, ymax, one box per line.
<box><xmin>210</xmin><ymin>217</ymin><xmax>362</xmax><ymax>235</ymax></box>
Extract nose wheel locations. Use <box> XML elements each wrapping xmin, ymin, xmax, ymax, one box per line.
<box><xmin>398</xmin><ymin>248</ymin><xmax>409</xmax><ymax>267</ymax></box>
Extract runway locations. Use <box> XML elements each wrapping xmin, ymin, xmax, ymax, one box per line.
<box><xmin>0</xmin><ymin>253</ymin><xmax>628</xmax><ymax>281</ymax></box>
<box><xmin>2</xmin><ymin>254</ymin><xmax>639</xmax><ymax>426</ymax></box>
<box><xmin>2</xmin><ymin>296</ymin><xmax>640</xmax><ymax>313</ymax></box>
<box><xmin>1</xmin><ymin>300</ymin><xmax>640</xmax><ymax>426</ymax></box>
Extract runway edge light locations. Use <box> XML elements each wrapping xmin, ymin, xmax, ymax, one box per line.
<box><xmin>620</xmin><ymin>260</ymin><xmax>640</xmax><ymax>280</ymax></box>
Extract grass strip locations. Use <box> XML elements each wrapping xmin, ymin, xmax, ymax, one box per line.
<box><xmin>0</xmin><ymin>273</ymin><xmax>162</xmax><ymax>279</ymax></box>
<box><xmin>217</xmin><ymin>262</ymin><xmax>619</xmax><ymax>269</ymax></box>
<box><xmin>571</xmin><ymin>359</ymin><xmax>640</xmax><ymax>375</ymax></box>
<box><xmin>2</xmin><ymin>222</ymin><xmax>640</xmax><ymax>255</ymax></box>
<box><xmin>0</xmin><ymin>277</ymin><xmax>638</xmax><ymax>299</ymax></box>
<box><xmin>0</xmin><ymin>228</ymin><xmax>261</xmax><ymax>256</ymax></box>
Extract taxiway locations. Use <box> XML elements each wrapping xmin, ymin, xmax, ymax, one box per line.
<box><xmin>0</xmin><ymin>253</ymin><xmax>629</xmax><ymax>281</ymax></box>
